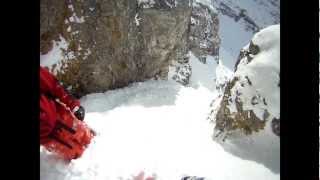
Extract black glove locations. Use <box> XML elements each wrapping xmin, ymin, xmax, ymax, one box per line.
<box><xmin>73</xmin><ymin>106</ymin><xmax>85</xmax><ymax>121</ymax></box>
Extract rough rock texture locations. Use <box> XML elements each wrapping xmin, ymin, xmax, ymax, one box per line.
<box><xmin>41</xmin><ymin>0</ymin><xmax>193</xmax><ymax>97</ymax></box>
<box><xmin>234</xmin><ymin>40</ymin><xmax>260</xmax><ymax>71</ymax></box>
<box><xmin>40</xmin><ymin>0</ymin><xmax>67</xmax><ymax>54</ymax></box>
<box><xmin>208</xmin><ymin>25</ymin><xmax>280</xmax><ymax>140</ymax></box>
<box><xmin>168</xmin><ymin>1</ymin><xmax>220</xmax><ymax>85</ymax></box>
<box><xmin>189</xmin><ymin>2</ymin><xmax>220</xmax><ymax>63</ymax></box>
<box><xmin>213</xmin><ymin>76</ymin><xmax>268</xmax><ymax>139</ymax></box>
<box><xmin>40</xmin><ymin>0</ymin><xmax>220</xmax><ymax>96</ymax></box>
<box><xmin>139</xmin><ymin>6</ymin><xmax>192</xmax><ymax>80</ymax></box>
<box><xmin>170</xmin><ymin>53</ymin><xmax>192</xmax><ymax>86</ymax></box>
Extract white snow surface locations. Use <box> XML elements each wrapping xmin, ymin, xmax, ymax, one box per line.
<box><xmin>40</xmin><ymin>54</ymin><xmax>279</xmax><ymax>180</ymax></box>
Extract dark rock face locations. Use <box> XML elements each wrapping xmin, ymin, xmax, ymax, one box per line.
<box><xmin>213</xmin><ymin>77</ymin><xmax>267</xmax><ymax>141</ymax></box>
<box><xmin>40</xmin><ymin>0</ymin><xmax>220</xmax><ymax>96</ymax></box>
<box><xmin>234</xmin><ymin>41</ymin><xmax>260</xmax><ymax>71</ymax></box>
<box><xmin>40</xmin><ymin>0</ymin><xmax>68</xmax><ymax>54</ymax></box>
<box><xmin>189</xmin><ymin>2</ymin><xmax>220</xmax><ymax>63</ymax></box>
<box><xmin>139</xmin><ymin>7</ymin><xmax>192</xmax><ymax>79</ymax></box>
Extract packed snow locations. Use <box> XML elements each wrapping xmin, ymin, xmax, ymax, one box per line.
<box><xmin>40</xmin><ymin>53</ymin><xmax>279</xmax><ymax>180</ymax></box>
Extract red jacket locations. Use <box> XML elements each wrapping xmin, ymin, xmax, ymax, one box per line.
<box><xmin>40</xmin><ymin>66</ymin><xmax>80</xmax><ymax>144</ymax></box>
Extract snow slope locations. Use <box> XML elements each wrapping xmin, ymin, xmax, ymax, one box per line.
<box><xmin>40</xmin><ymin>54</ymin><xmax>279</xmax><ymax>180</ymax></box>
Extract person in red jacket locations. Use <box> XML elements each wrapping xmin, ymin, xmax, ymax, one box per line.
<box><xmin>40</xmin><ymin>66</ymin><xmax>90</xmax><ymax>160</ymax></box>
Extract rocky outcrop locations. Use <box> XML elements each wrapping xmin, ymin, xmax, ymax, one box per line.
<box><xmin>40</xmin><ymin>0</ymin><xmax>191</xmax><ymax>96</ymax></box>
<box><xmin>40</xmin><ymin>0</ymin><xmax>220</xmax><ymax>96</ymax></box>
<box><xmin>189</xmin><ymin>2</ymin><xmax>220</xmax><ymax>63</ymax></box>
<box><xmin>169</xmin><ymin>1</ymin><xmax>220</xmax><ymax>85</ymax></box>
<box><xmin>170</xmin><ymin>53</ymin><xmax>192</xmax><ymax>86</ymax></box>
<box><xmin>207</xmin><ymin>24</ymin><xmax>280</xmax><ymax>173</ymax></box>
<box><xmin>208</xmin><ymin>25</ymin><xmax>280</xmax><ymax>140</ymax></box>
<box><xmin>234</xmin><ymin>40</ymin><xmax>260</xmax><ymax>71</ymax></box>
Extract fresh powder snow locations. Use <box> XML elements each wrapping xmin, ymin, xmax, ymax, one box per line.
<box><xmin>40</xmin><ymin>53</ymin><xmax>279</xmax><ymax>180</ymax></box>
<box><xmin>40</xmin><ymin>1</ymin><xmax>280</xmax><ymax>179</ymax></box>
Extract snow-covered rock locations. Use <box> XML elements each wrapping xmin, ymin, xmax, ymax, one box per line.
<box><xmin>40</xmin><ymin>0</ymin><xmax>281</xmax><ymax>178</ymax></box>
<box><xmin>138</xmin><ymin>0</ymin><xmax>178</xmax><ymax>9</ymax></box>
<box><xmin>189</xmin><ymin>1</ymin><xmax>220</xmax><ymax>63</ymax></box>
<box><xmin>210</xmin><ymin>24</ymin><xmax>280</xmax><ymax>138</ymax></box>
<box><xmin>138</xmin><ymin>0</ymin><xmax>195</xmax><ymax>9</ymax></box>
<box><xmin>207</xmin><ymin>59</ymin><xmax>233</xmax><ymax>124</ymax></box>
<box><xmin>208</xmin><ymin>24</ymin><xmax>280</xmax><ymax>172</ymax></box>
<box><xmin>40</xmin><ymin>0</ymin><xmax>222</xmax><ymax>95</ymax></box>
<box><xmin>169</xmin><ymin>53</ymin><xmax>192</xmax><ymax>86</ymax></box>
<box><xmin>214</xmin><ymin>59</ymin><xmax>234</xmax><ymax>95</ymax></box>
<box><xmin>169</xmin><ymin>1</ymin><xmax>220</xmax><ymax>86</ymax></box>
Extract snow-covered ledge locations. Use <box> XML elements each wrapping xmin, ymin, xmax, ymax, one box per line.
<box><xmin>208</xmin><ymin>24</ymin><xmax>280</xmax><ymax>173</ymax></box>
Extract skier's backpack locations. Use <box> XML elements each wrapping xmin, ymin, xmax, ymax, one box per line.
<box><xmin>42</xmin><ymin>100</ymin><xmax>95</xmax><ymax>161</ymax></box>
